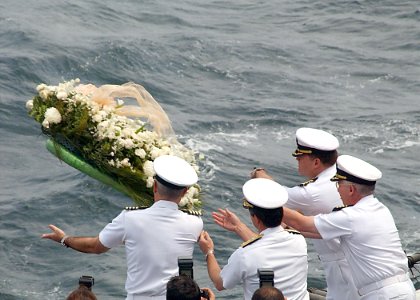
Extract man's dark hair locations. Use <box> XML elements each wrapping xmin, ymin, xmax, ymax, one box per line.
<box><xmin>249</xmin><ymin>207</ymin><xmax>283</xmax><ymax>227</ymax></box>
<box><xmin>252</xmin><ymin>286</ymin><xmax>285</xmax><ymax>300</ymax></box>
<box><xmin>309</xmin><ymin>149</ymin><xmax>338</xmax><ymax>166</ymax></box>
<box><xmin>166</xmin><ymin>275</ymin><xmax>201</xmax><ymax>300</ymax></box>
<box><xmin>155</xmin><ymin>180</ymin><xmax>186</xmax><ymax>199</ymax></box>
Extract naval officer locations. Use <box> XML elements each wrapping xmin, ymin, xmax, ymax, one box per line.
<box><xmin>199</xmin><ymin>178</ymin><xmax>309</xmax><ymax>300</ymax></box>
<box><xmin>250</xmin><ymin>127</ymin><xmax>359</xmax><ymax>300</ymax></box>
<box><xmin>282</xmin><ymin>155</ymin><xmax>416</xmax><ymax>300</ymax></box>
<box><xmin>42</xmin><ymin>155</ymin><xmax>203</xmax><ymax>300</ymax></box>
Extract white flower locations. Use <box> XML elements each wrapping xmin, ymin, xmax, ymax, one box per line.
<box><xmin>135</xmin><ymin>148</ymin><xmax>146</xmax><ymax>159</ymax></box>
<box><xmin>143</xmin><ymin>160</ymin><xmax>155</xmax><ymax>177</ymax></box>
<box><xmin>44</xmin><ymin>107</ymin><xmax>62</xmax><ymax>125</ymax></box>
<box><xmin>117</xmin><ymin>158</ymin><xmax>131</xmax><ymax>168</ymax></box>
<box><xmin>56</xmin><ymin>91</ymin><xmax>68</xmax><ymax>100</ymax></box>
<box><xmin>40</xmin><ymin>90</ymin><xmax>50</xmax><ymax>100</ymax></box>
<box><xmin>36</xmin><ymin>83</ymin><xmax>47</xmax><ymax>92</ymax></box>
<box><xmin>42</xmin><ymin>119</ymin><xmax>50</xmax><ymax>128</ymax></box>
<box><xmin>146</xmin><ymin>176</ymin><xmax>154</xmax><ymax>188</ymax></box>
<box><xmin>179</xmin><ymin>196</ymin><xmax>188</xmax><ymax>207</ymax></box>
<box><xmin>26</xmin><ymin>100</ymin><xmax>33</xmax><ymax>111</ymax></box>
<box><xmin>150</xmin><ymin>147</ymin><xmax>161</xmax><ymax>160</ymax></box>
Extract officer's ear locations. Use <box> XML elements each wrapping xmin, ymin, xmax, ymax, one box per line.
<box><xmin>180</xmin><ymin>187</ymin><xmax>188</xmax><ymax>198</ymax></box>
<box><xmin>153</xmin><ymin>179</ymin><xmax>157</xmax><ymax>193</ymax></box>
<box><xmin>312</xmin><ymin>157</ymin><xmax>321</xmax><ymax>167</ymax></box>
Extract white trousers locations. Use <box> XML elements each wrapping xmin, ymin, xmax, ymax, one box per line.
<box><xmin>359</xmin><ymin>274</ymin><xmax>415</xmax><ymax>300</ymax></box>
<box><xmin>319</xmin><ymin>253</ymin><xmax>360</xmax><ymax>300</ymax></box>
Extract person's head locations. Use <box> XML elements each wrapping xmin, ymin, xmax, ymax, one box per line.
<box><xmin>242</xmin><ymin>178</ymin><xmax>288</xmax><ymax>230</ymax></box>
<box><xmin>153</xmin><ymin>155</ymin><xmax>198</xmax><ymax>202</ymax></box>
<box><xmin>166</xmin><ymin>275</ymin><xmax>201</xmax><ymax>300</ymax></box>
<box><xmin>66</xmin><ymin>285</ymin><xmax>97</xmax><ymax>300</ymax></box>
<box><xmin>252</xmin><ymin>286</ymin><xmax>286</xmax><ymax>300</ymax></box>
<box><xmin>331</xmin><ymin>155</ymin><xmax>382</xmax><ymax>205</ymax></box>
<box><xmin>292</xmin><ymin>128</ymin><xmax>339</xmax><ymax>178</ymax></box>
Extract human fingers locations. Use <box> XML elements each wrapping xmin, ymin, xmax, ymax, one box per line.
<box><xmin>225</xmin><ymin>208</ymin><xmax>239</xmax><ymax>221</ymax></box>
<box><xmin>42</xmin><ymin>224</ymin><xmax>65</xmax><ymax>242</ymax></box>
<box><xmin>201</xmin><ymin>288</ymin><xmax>215</xmax><ymax>299</ymax></box>
<box><xmin>212</xmin><ymin>211</ymin><xmax>224</xmax><ymax>222</ymax></box>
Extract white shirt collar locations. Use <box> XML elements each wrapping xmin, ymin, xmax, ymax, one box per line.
<box><xmin>152</xmin><ymin>200</ymin><xmax>179</xmax><ymax>210</ymax></box>
<box><xmin>260</xmin><ymin>225</ymin><xmax>284</xmax><ymax>236</ymax></box>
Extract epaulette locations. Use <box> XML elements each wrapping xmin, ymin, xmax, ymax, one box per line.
<box><xmin>241</xmin><ymin>234</ymin><xmax>263</xmax><ymax>248</ymax></box>
<box><xmin>332</xmin><ymin>205</ymin><xmax>353</xmax><ymax>212</ymax></box>
<box><xmin>124</xmin><ymin>206</ymin><xmax>148</xmax><ymax>211</ymax></box>
<box><xmin>299</xmin><ymin>177</ymin><xmax>318</xmax><ymax>187</ymax></box>
<box><xmin>285</xmin><ymin>228</ymin><xmax>302</xmax><ymax>235</ymax></box>
<box><xmin>180</xmin><ymin>208</ymin><xmax>203</xmax><ymax>216</ymax></box>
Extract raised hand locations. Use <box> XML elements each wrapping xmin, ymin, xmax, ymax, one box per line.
<box><xmin>212</xmin><ymin>208</ymin><xmax>243</xmax><ymax>232</ymax></box>
<box><xmin>41</xmin><ymin>224</ymin><xmax>66</xmax><ymax>243</ymax></box>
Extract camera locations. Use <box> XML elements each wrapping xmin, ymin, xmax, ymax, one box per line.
<box><xmin>258</xmin><ymin>268</ymin><xmax>274</xmax><ymax>287</ymax></box>
<box><xmin>79</xmin><ymin>275</ymin><xmax>94</xmax><ymax>290</ymax></box>
<box><xmin>200</xmin><ymin>289</ymin><xmax>209</xmax><ymax>300</ymax></box>
<box><xmin>178</xmin><ymin>256</ymin><xmax>194</xmax><ymax>279</ymax></box>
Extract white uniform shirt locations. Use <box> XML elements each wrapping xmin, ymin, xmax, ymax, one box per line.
<box><xmin>286</xmin><ymin>165</ymin><xmax>343</xmax><ymax>255</ymax></box>
<box><xmin>220</xmin><ymin>226</ymin><xmax>309</xmax><ymax>300</ymax></box>
<box><xmin>314</xmin><ymin>195</ymin><xmax>409</xmax><ymax>290</ymax></box>
<box><xmin>99</xmin><ymin>200</ymin><xmax>203</xmax><ymax>298</ymax></box>
<box><xmin>286</xmin><ymin>165</ymin><xmax>358</xmax><ymax>300</ymax></box>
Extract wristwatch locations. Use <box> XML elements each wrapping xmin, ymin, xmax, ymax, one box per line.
<box><xmin>60</xmin><ymin>235</ymin><xmax>69</xmax><ymax>248</ymax></box>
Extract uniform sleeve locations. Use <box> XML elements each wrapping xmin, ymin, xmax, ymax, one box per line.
<box><xmin>220</xmin><ymin>249</ymin><xmax>245</xmax><ymax>289</ymax></box>
<box><xmin>187</xmin><ymin>215</ymin><xmax>204</xmax><ymax>240</ymax></box>
<box><xmin>99</xmin><ymin>211</ymin><xmax>126</xmax><ymax>248</ymax></box>
<box><xmin>285</xmin><ymin>185</ymin><xmax>313</xmax><ymax>213</ymax></box>
<box><xmin>314</xmin><ymin>210</ymin><xmax>352</xmax><ymax>241</ymax></box>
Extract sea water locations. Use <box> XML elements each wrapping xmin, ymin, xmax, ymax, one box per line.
<box><xmin>0</xmin><ymin>0</ymin><xmax>419</xmax><ymax>299</ymax></box>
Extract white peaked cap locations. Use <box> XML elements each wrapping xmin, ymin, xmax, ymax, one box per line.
<box><xmin>242</xmin><ymin>178</ymin><xmax>288</xmax><ymax>209</ymax></box>
<box><xmin>293</xmin><ymin>128</ymin><xmax>339</xmax><ymax>156</ymax></box>
<box><xmin>331</xmin><ymin>155</ymin><xmax>382</xmax><ymax>186</ymax></box>
<box><xmin>153</xmin><ymin>155</ymin><xmax>198</xmax><ymax>187</ymax></box>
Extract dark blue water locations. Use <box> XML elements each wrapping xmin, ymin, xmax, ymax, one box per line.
<box><xmin>1</xmin><ymin>0</ymin><xmax>419</xmax><ymax>299</ymax></box>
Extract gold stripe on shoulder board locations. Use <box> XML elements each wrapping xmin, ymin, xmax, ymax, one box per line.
<box><xmin>124</xmin><ymin>206</ymin><xmax>148</xmax><ymax>211</ymax></box>
<box><xmin>241</xmin><ymin>234</ymin><xmax>263</xmax><ymax>248</ymax></box>
<box><xmin>332</xmin><ymin>204</ymin><xmax>353</xmax><ymax>212</ymax></box>
<box><xmin>285</xmin><ymin>228</ymin><xmax>302</xmax><ymax>235</ymax></box>
<box><xmin>299</xmin><ymin>177</ymin><xmax>318</xmax><ymax>187</ymax></box>
<box><xmin>180</xmin><ymin>208</ymin><xmax>203</xmax><ymax>216</ymax></box>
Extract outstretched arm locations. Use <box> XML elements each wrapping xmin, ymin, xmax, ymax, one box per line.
<box><xmin>282</xmin><ymin>208</ymin><xmax>321</xmax><ymax>239</ymax></box>
<box><xmin>41</xmin><ymin>224</ymin><xmax>110</xmax><ymax>254</ymax></box>
<box><xmin>199</xmin><ymin>231</ymin><xmax>224</xmax><ymax>291</ymax></box>
<box><xmin>212</xmin><ymin>208</ymin><xmax>256</xmax><ymax>241</ymax></box>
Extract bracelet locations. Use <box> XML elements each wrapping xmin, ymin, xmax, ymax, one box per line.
<box><xmin>60</xmin><ymin>235</ymin><xmax>69</xmax><ymax>248</ymax></box>
<box><xmin>205</xmin><ymin>249</ymin><xmax>214</xmax><ymax>259</ymax></box>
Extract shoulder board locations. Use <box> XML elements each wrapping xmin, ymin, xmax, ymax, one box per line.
<box><xmin>180</xmin><ymin>208</ymin><xmax>203</xmax><ymax>216</ymax></box>
<box><xmin>299</xmin><ymin>177</ymin><xmax>318</xmax><ymax>187</ymax></box>
<box><xmin>241</xmin><ymin>234</ymin><xmax>263</xmax><ymax>248</ymax></box>
<box><xmin>285</xmin><ymin>228</ymin><xmax>302</xmax><ymax>235</ymax></box>
<box><xmin>124</xmin><ymin>206</ymin><xmax>148</xmax><ymax>211</ymax></box>
<box><xmin>332</xmin><ymin>205</ymin><xmax>353</xmax><ymax>212</ymax></box>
